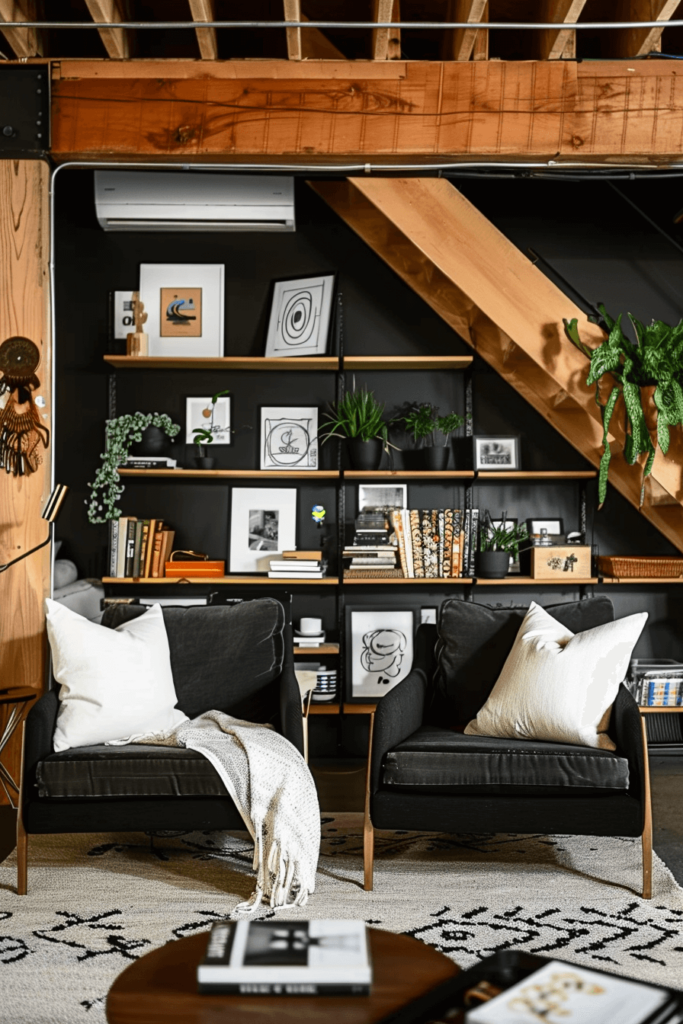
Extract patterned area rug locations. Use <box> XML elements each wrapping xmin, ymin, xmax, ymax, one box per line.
<box><xmin>2</xmin><ymin>817</ymin><xmax>683</xmax><ymax>1023</ymax></box>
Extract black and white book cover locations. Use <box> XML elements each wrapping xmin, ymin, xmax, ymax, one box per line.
<box><xmin>198</xmin><ymin>920</ymin><xmax>372</xmax><ymax>995</ymax></box>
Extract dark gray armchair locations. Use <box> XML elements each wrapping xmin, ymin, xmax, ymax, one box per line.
<box><xmin>17</xmin><ymin>598</ymin><xmax>304</xmax><ymax>894</ymax></box>
<box><xmin>364</xmin><ymin>597</ymin><xmax>652</xmax><ymax>898</ymax></box>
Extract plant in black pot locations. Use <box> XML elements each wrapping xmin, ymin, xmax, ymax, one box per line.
<box><xmin>402</xmin><ymin>404</ymin><xmax>467</xmax><ymax>470</ymax></box>
<box><xmin>191</xmin><ymin>389</ymin><xmax>231</xmax><ymax>469</ymax></box>
<box><xmin>478</xmin><ymin>511</ymin><xmax>530</xmax><ymax>579</ymax></box>
<box><xmin>321</xmin><ymin>386</ymin><xmax>397</xmax><ymax>470</ymax></box>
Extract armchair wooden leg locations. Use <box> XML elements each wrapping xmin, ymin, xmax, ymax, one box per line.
<box><xmin>363</xmin><ymin>711</ymin><xmax>375</xmax><ymax>892</ymax></box>
<box><xmin>640</xmin><ymin>715</ymin><xmax>653</xmax><ymax>900</ymax></box>
<box><xmin>16</xmin><ymin>722</ymin><xmax>27</xmax><ymax>896</ymax></box>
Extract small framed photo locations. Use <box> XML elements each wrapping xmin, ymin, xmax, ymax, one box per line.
<box><xmin>527</xmin><ymin>518</ymin><xmax>565</xmax><ymax>542</ymax></box>
<box><xmin>139</xmin><ymin>264</ymin><xmax>224</xmax><ymax>358</ymax></box>
<box><xmin>186</xmin><ymin>396</ymin><xmax>231</xmax><ymax>445</ymax></box>
<box><xmin>229</xmin><ymin>488</ymin><xmax>297</xmax><ymax>573</ymax></box>
<box><xmin>345</xmin><ymin>607</ymin><xmax>415</xmax><ymax>703</ymax></box>
<box><xmin>358</xmin><ymin>483</ymin><xmax>407</xmax><ymax>511</ymax></box>
<box><xmin>260</xmin><ymin>406</ymin><xmax>318</xmax><ymax>470</ymax></box>
<box><xmin>473</xmin><ymin>436</ymin><xmax>520</xmax><ymax>471</ymax></box>
<box><xmin>265</xmin><ymin>274</ymin><xmax>335</xmax><ymax>358</ymax></box>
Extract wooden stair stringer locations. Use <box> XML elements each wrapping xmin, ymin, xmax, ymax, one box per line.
<box><xmin>310</xmin><ymin>178</ymin><xmax>683</xmax><ymax>552</ymax></box>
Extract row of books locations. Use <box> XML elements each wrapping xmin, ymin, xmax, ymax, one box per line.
<box><xmin>391</xmin><ymin>508</ymin><xmax>479</xmax><ymax>579</ymax></box>
<box><xmin>108</xmin><ymin>517</ymin><xmax>175</xmax><ymax>579</ymax></box>
<box><xmin>641</xmin><ymin>678</ymin><xmax>683</xmax><ymax>707</ymax></box>
<box><xmin>268</xmin><ymin>550</ymin><xmax>326</xmax><ymax>579</ymax></box>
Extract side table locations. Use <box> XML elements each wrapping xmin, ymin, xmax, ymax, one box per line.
<box><xmin>106</xmin><ymin>926</ymin><xmax>459</xmax><ymax>1024</ymax></box>
<box><xmin>638</xmin><ymin>705</ymin><xmax>683</xmax><ymax>901</ymax></box>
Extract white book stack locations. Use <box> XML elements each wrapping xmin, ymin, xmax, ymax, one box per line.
<box><xmin>268</xmin><ymin>558</ymin><xmax>326</xmax><ymax>579</ymax></box>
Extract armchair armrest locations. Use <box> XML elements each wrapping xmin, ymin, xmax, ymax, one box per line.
<box><xmin>370</xmin><ymin>667</ymin><xmax>428</xmax><ymax>794</ymax></box>
<box><xmin>278</xmin><ymin>618</ymin><xmax>304</xmax><ymax>757</ymax></box>
<box><xmin>23</xmin><ymin>689</ymin><xmax>59</xmax><ymax>793</ymax></box>
<box><xmin>611</xmin><ymin>684</ymin><xmax>646</xmax><ymax>803</ymax></box>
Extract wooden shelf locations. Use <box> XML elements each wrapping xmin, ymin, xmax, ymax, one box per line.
<box><xmin>344</xmin><ymin>470</ymin><xmax>475</xmax><ymax>479</ymax></box>
<box><xmin>307</xmin><ymin>703</ymin><xmax>341</xmax><ymax>715</ymax></box>
<box><xmin>343</xmin><ymin>355</ymin><xmax>472</xmax><ymax>371</ymax></box>
<box><xmin>294</xmin><ymin>644</ymin><xmax>339</xmax><ymax>655</ymax></box>
<box><xmin>639</xmin><ymin>706</ymin><xmax>683</xmax><ymax>714</ymax></box>
<box><xmin>102</xmin><ymin>576</ymin><xmax>340</xmax><ymax>585</ymax></box>
<box><xmin>476</xmin><ymin>577</ymin><xmax>599</xmax><ymax>585</ymax></box>
<box><xmin>476</xmin><ymin>471</ymin><xmax>597</xmax><ymax>480</ymax></box>
<box><xmin>119</xmin><ymin>468</ymin><xmax>339</xmax><ymax>479</ymax></box>
<box><xmin>344</xmin><ymin>576</ymin><xmax>474</xmax><ymax>584</ymax></box>
<box><xmin>103</xmin><ymin>356</ymin><xmax>339</xmax><ymax>371</ymax></box>
<box><xmin>601</xmin><ymin>577</ymin><xmax>683</xmax><ymax>584</ymax></box>
<box><xmin>342</xmin><ymin>703</ymin><xmax>377</xmax><ymax>714</ymax></box>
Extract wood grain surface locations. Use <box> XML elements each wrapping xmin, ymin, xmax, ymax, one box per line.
<box><xmin>106</xmin><ymin>927</ymin><xmax>459</xmax><ymax>1024</ymax></box>
<box><xmin>0</xmin><ymin>160</ymin><xmax>51</xmax><ymax>804</ymax></box>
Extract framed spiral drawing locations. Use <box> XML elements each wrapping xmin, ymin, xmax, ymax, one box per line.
<box><xmin>264</xmin><ymin>274</ymin><xmax>335</xmax><ymax>358</ymax></box>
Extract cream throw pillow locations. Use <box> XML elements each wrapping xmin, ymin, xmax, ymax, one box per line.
<box><xmin>464</xmin><ymin>601</ymin><xmax>647</xmax><ymax>750</ymax></box>
<box><xmin>47</xmin><ymin>600</ymin><xmax>187</xmax><ymax>752</ymax></box>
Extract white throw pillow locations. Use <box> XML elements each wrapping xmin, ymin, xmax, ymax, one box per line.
<box><xmin>464</xmin><ymin>601</ymin><xmax>647</xmax><ymax>750</ymax></box>
<box><xmin>47</xmin><ymin>600</ymin><xmax>187</xmax><ymax>752</ymax></box>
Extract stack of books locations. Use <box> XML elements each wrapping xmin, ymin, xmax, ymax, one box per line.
<box><xmin>268</xmin><ymin>550</ymin><xmax>327</xmax><ymax>579</ymax></box>
<box><xmin>123</xmin><ymin>455</ymin><xmax>177</xmax><ymax>470</ymax></box>
<box><xmin>343</xmin><ymin>511</ymin><xmax>400</xmax><ymax>578</ymax></box>
<box><xmin>629</xmin><ymin>660</ymin><xmax>683</xmax><ymax>706</ymax></box>
<box><xmin>108</xmin><ymin>517</ymin><xmax>175</xmax><ymax>578</ymax></box>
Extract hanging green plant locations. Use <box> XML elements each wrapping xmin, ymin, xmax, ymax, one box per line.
<box><xmin>564</xmin><ymin>304</ymin><xmax>683</xmax><ymax>507</ymax></box>
<box><xmin>86</xmin><ymin>412</ymin><xmax>181</xmax><ymax>524</ymax></box>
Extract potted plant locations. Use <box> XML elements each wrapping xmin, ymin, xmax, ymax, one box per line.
<box><xmin>402</xmin><ymin>404</ymin><xmax>467</xmax><ymax>470</ymax></box>
<box><xmin>478</xmin><ymin>512</ymin><xmax>529</xmax><ymax>579</ymax></box>
<box><xmin>191</xmin><ymin>389</ymin><xmax>231</xmax><ymax>469</ymax></box>
<box><xmin>86</xmin><ymin>412</ymin><xmax>181</xmax><ymax>524</ymax></box>
<box><xmin>321</xmin><ymin>386</ymin><xmax>397</xmax><ymax>470</ymax></box>
<box><xmin>564</xmin><ymin>305</ymin><xmax>683</xmax><ymax>507</ymax></box>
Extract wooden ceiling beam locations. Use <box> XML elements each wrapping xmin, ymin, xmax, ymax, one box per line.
<box><xmin>188</xmin><ymin>0</ymin><xmax>217</xmax><ymax>61</ymax></box>
<box><xmin>533</xmin><ymin>0</ymin><xmax>588</xmax><ymax>60</ymax></box>
<box><xmin>283</xmin><ymin>1</ymin><xmax>345</xmax><ymax>61</ymax></box>
<box><xmin>0</xmin><ymin>0</ymin><xmax>42</xmax><ymax>58</ymax></box>
<box><xmin>606</xmin><ymin>0</ymin><xmax>680</xmax><ymax>59</ymax></box>
<box><xmin>84</xmin><ymin>0</ymin><xmax>130</xmax><ymax>61</ymax></box>
<box><xmin>373</xmin><ymin>0</ymin><xmax>401</xmax><ymax>60</ymax></box>
<box><xmin>441</xmin><ymin>0</ymin><xmax>488</xmax><ymax>62</ymax></box>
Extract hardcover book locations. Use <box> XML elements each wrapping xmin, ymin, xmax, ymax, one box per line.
<box><xmin>197</xmin><ymin>920</ymin><xmax>372</xmax><ymax>995</ymax></box>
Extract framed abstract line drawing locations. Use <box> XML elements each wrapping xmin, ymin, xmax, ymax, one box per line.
<box><xmin>139</xmin><ymin>263</ymin><xmax>224</xmax><ymax>357</ymax></box>
<box><xmin>260</xmin><ymin>406</ymin><xmax>318</xmax><ymax>470</ymax></box>
<box><xmin>345</xmin><ymin>606</ymin><xmax>415</xmax><ymax>703</ymax></box>
<box><xmin>264</xmin><ymin>274</ymin><xmax>335</xmax><ymax>358</ymax></box>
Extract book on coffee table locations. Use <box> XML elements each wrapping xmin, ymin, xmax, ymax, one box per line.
<box><xmin>197</xmin><ymin>920</ymin><xmax>372</xmax><ymax>995</ymax></box>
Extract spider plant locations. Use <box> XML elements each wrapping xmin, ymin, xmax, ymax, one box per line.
<box><xmin>321</xmin><ymin>386</ymin><xmax>395</xmax><ymax>450</ymax></box>
<box><xmin>564</xmin><ymin>305</ymin><xmax>683</xmax><ymax>506</ymax></box>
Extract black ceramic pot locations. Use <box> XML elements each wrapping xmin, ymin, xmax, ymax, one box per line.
<box><xmin>424</xmin><ymin>446</ymin><xmax>449</xmax><ymax>471</ymax></box>
<box><xmin>477</xmin><ymin>550</ymin><xmax>510</xmax><ymax>579</ymax></box>
<box><xmin>348</xmin><ymin>438</ymin><xmax>383</xmax><ymax>471</ymax></box>
<box><xmin>195</xmin><ymin>456</ymin><xmax>215</xmax><ymax>470</ymax></box>
<box><xmin>131</xmin><ymin>425</ymin><xmax>169</xmax><ymax>457</ymax></box>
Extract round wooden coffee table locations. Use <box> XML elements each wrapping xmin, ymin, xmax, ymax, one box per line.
<box><xmin>106</xmin><ymin>926</ymin><xmax>459</xmax><ymax>1024</ymax></box>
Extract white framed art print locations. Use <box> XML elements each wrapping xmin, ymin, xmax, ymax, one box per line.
<box><xmin>264</xmin><ymin>274</ymin><xmax>335</xmax><ymax>358</ymax></box>
<box><xmin>229</xmin><ymin>488</ymin><xmax>297</xmax><ymax>573</ymax></box>
<box><xmin>345</xmin><ymin>607</ymin><xmax>415</xmax><ymax>702</ymax></box>
<box><xmin>139</xmin><ymin>263</ymin><xmax>224</xmax><ymax>357</ymax></box>
<box><xmin>260</xmin><ymin>406</ymin><xmax>318</xmax><ymax>470</ymax></box>
<box><xmin>185</xmin><ymin>396</ymin><xmax>231</xmax><ymax>445</ymax></box>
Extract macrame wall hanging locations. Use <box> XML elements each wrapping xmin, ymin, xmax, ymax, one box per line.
<box><xmin>0</xmin><ymin>336</ymin><xmax>49</xmax><ymax>476</ymax></box>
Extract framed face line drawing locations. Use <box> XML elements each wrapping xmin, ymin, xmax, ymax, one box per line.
<box><xmin>260</xmin><ymin>406</ymin><xmax>318</xmax><ymax>470</ymax></box>
<box><xmin>345</xmin><ymin>606</ymin><xmax>415</xmax><ymax>703</ymax></box>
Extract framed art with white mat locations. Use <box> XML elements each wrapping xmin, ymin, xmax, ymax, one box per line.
<box><xmin>185</xmin><ymin>396</ymin><xmax>231</xmax><ymax>445</ymax></box>
<box><xmin>139</xmin><ymin>264</ymin><xmax>224</xmax><ymax>357</ymax></box>
<box><xmin>260</xmin><ymin>406</ymin><xmax>318</xmax><ymax>470</ymax></box>
<box><xmin>345</xmin><ymin>606</ymin><xmax>415</xmax><ymax>703</ymax></box>
<box><xmin>264</xmin><ymin>274</ymin><xmax>335</xmax><ymax>358</ymax></box>
<box><xmin>229</xmin><ymin>488</ymin><xmax>297</xmax><ymax>573</ymax></box>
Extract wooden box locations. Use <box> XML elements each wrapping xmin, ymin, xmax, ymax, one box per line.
<box><xmin>530</xmin><ymin>545</ymin><xmax>592</xmax><ymax>580</ymax></box>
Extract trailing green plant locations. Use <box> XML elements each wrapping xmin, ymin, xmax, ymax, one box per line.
<box><xmin>402</xmin><ymin>403</ymin><xmax>467</xmax><ymax>446</ymax></box>
<box><xmin>479</xmin><ymin>511</ymin><xmax>529</xmax><ymax>558</ymax></box>
<box><xmin>321</xmin><ymin>386</ymin><xmax>396</xmax><ymax>450</ymax></box>
<box><xmin>86</xmin><ymin>412</ymin><xmax>181</xmax><ymax>524</ymax></box>
<box><xmin>192</xmin><ymin>389</ymin><xmax>231</xmax><ymax>450</ymax></box>
<box><xmin>564</xmin><ymin>304</ymin><xmax>683</xmax><ymax>507</ymax></box>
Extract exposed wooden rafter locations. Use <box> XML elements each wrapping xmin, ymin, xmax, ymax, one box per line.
<box><xmin>606</xmin><ymin>0</ymin><xmax>680</xmax><ymax>58</ymax></box>
<box><xmin>311</xmin><ymin>178</ymin><xmax>683</xmax><ymax>553</ymax></box>
<box><xmin>533</xmin><ymin>0</ymin><xmax>588</xmax><ymax>60</ymax></box>
<box><xmin>283</xmin><ymin>0</ymin><xmax>345</xmax><ymax>60</ymax></box>
<box><xmin>441</xmin><ymin>0</ymin><xmax>488</xmax><ymax>62</ymax></box>
<box><xmin>188</xmin><ymin>0</ymin><xmax>217</xmax><ymax>61</ymax></box>
<box><xmin>373</xmin><ymin>0</ymin><xmax>401</xmax><ymax>60</ymax></box>
<box><xmin>84</xmin><ymin>0</ymin><xmax>129</xmax><ymax>61</ymax></box>
<box><xmin>0</xmin><ymin>0</ymin><xmax>42</xmax><ymax>58</ymax></box>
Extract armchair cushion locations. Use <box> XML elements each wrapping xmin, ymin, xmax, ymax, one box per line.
<box><xmin>35</xmin><ymin>744</ymin><xmax>228</xmax><ymax>800</ymax></box>
<box><xmin>433</xmin><ymin>596</ymin><xmax>616</xmax><ymax>728</ymax></box>
<box><xmin>383</xmin><ymin>726</ymin><xmax>630</xmax><ymax>791</ymax></box>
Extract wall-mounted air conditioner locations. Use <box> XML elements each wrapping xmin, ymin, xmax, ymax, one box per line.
<box><xmin>94</xmin><ymin>171</ymin><xmax>295</xmax><ymax>232</ymax></box>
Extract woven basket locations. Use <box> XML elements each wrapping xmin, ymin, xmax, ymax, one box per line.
<box><xmin>597</xmin><ymin>555</ymin><xmax>683</xmax><ymax>579</ymax></box>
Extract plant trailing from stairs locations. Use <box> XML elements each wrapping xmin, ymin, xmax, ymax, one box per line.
<box><xmin>564</xmin><ymin>304</ymin><xmax>683</xmax><ymax>507</ymax></box>
<box><xmin>86</xmin><ymin>412</ymin><xmax>181</xmax><ymax>524</ymax></box>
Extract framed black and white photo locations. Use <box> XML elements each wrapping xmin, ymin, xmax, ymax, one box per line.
<box><xmin>527</xmin><ymin>518</ymin><xmax>565</xmax><ymax>542</ymax></box>
<box><xmin>345</xmin><ymin>607</ymin><xmax>415</xmax><ymax>702</ymax></box>
<box><xmin>357</xmin><ymin>483</ymin><xmax>407</xmax><ymax>511</ymax></box>
<box><xmin>139</xmin><ymin>263</ymin><xmax>224</xmax><ymax>358</ymax></box>
<box><xmin>229</xmin><ymin>488</ymin><xmax>297</xmax><ymax>573</ymax></box>
<box><xmin>260</xmin><ymin>406</ymin><xmax>318</xmax><ymax>470</ymax></box>
<box><xmin>473</xmin><ymin>436</ymin><xmax>520</xmax><ymax>471</ymax></box>
<box><xmin>264</xmin><ymin>274</ymin><xmax>335</xmax><ymax>358</ymax></box>
<box><xmin>186</xmin><ymin>396</ymin><xmax>231</xmax><ymax>445</ymax></box>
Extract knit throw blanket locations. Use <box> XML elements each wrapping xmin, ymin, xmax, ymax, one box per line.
<box><xmin>112</xmin><ymin>710</ymin><xmax>321</xmax><ymax>913</ymax></box>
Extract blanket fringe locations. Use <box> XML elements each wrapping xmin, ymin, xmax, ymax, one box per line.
<box><xmin>234</xmin><ymin>835</ymin><xmax>311</xmax><ymax>914</ymax></box>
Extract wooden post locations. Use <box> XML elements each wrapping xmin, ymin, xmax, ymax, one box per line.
<box><xmin>640</xmin><ymin>714</ymin><xmax>653</xmax><ymax>900</ymax></box>
<box><xmin>0</xmin><ymin>160</ymin><xmax>52</xmax><ymax>805</ymax></box>
<box><xmin>364</xmin><ymin>710</ymin><xmax>376</xmax><ymax>891</ymax></box>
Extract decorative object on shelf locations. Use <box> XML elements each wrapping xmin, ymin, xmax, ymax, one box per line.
<box><xmin>526</xmin><ymin>518</ymin><xmax>565</xmax><ymax>544</ymax></box>
<box><xmin>402</xmin><ymin>403</ymin><xmax>466</xmax><ymax>470</ymax></box>
<box><xmin>187</xmin><ymin>390</ymin><xmax>232</xmax><ymax>469</ymax></box>
<box><xmin>260</xmin><ymin>405</ymin><xmax>318</xmax><ymax>470</ymax></box>
<box><xmin>0</xmin><ymin>336</ymin><xmax>49</xmax><ymax>477</ymax></box>
<box><xmin>311</xmin><ymin>505</ymin><xmax>326</xmax><ymax>527</ymax></box>
<box><xmin>597</xmin><ymin>555</ymin><xmax>683</xmax><ymax>579</ymax></box>
<box><xmin>165</xmin><ymin>552</ymin><xmax>226</xmax><ymax>578</ymax></box>
<box><xmin>131</xmin><ymin>425</ymin><xmax>171</xmax><ymax>458</ymax></box>
<box><xmin>488</xmin><ymin>517</ymin><xmax>521</xmax><ymax>575</ymax></box>
<box><xmin>321</xmin><ymin>386</ymin><xmax>397</xmax><ymax>471</ymax></box>
<box><xmin>530</xmin><ymin>544</ymin><xmax>592</xmax><ymax>580</ymax></box>
<box><xmin>564</xmin><ymin>304</ymin><xmax>683</xmax><ymax>507</ymax></box>
<box><xmin>229</xmin><ymin>487</ymin><xmax>297</xmax><ymax>573</ymax></box>
<box><xmin>265</xmin><ymin>273</ymin><xmax>335</xmax><ymax>358</ymax></box>
<box><xmin>139</xmin><ymin>264</ymin><xmax>224</xmax><ymax>357</ymax></box>
<box><xmin>473</xmin><ymin>435</ymin><xmax>520</xmax><ymax>471</ymax></box>
<box><xmin>358</xmin><ymin>483</ymin><xmax>407</xmax><ymax>511</ymax></box>
<box><xmin>86</xmin><ymin>413</ymin><xmax>181</xmax><ymax>524</ymax></box>
<box><xmin>111</xmin><ymin>290</ymin><xmax>136</xmax><ymax>340</ymax></box>
<box><xmin>345</xmin><ymin>607</ymin><xmax>415</xmax><ymax>702</ymax></box>
<box><xmin>125</xmin><ymin>291</ymin><xmax>148</xmax><ymax>357</ymax></box>
<box><xmin>478</xmin><ymin>512</ymin><xmax>529</xmax><ymax>579</ymax></box>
